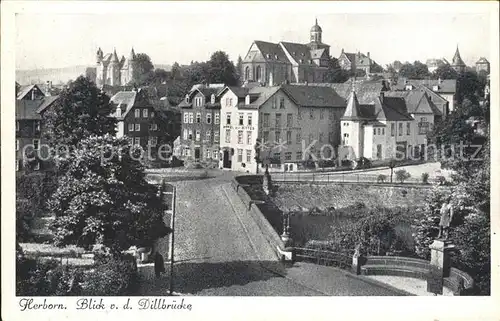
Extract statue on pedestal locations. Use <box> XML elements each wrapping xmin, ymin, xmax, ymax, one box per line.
<box><xmin>437</xmin><ymin>197</ymin><xmax>454</xmax><ymax>240</ymax></box>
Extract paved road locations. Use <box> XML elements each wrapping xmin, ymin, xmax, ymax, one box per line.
<box><xmin>139</xmin><ymin>170</ymin><xmax>400</xmax><ymax>296</ymax></box>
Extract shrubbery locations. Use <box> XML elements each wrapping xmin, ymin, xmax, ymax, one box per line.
<box><xmin>395</xmin><ymin>169</ymin><xmax>411</xmax><ymax>183</ymax></box>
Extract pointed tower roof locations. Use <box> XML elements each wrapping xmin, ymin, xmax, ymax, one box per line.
<box><xmin>452</xmin><ymin>45</ymin><xmax>465</xmax><ymax>66</ymax></box>
<box><xmin>129</xmin><ymin>47</ymin><xmax>136</xmax><ymax>60</ymax></box>
<box><xmin>342</xmin><ymin>90</ymin><xmax>362</xmax><ymax>120</ymax></box>
<box><xmin>112</xmin><ymin>48</ymin><xmax>119</xmax><ymax>63</ymax></box>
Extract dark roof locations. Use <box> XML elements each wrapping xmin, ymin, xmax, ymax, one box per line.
<box><xmin>16</xmin><ymin>84</ymin><xmax>44</xmax><ymax>100</ymax></box>
<box><xmin>452</xmin><ymin>47</ymin><xmax>466</xmax><ymax>66</ymax></box>
<box><xmin>302</xmin><ymin>82</ymin><xmax>384</xmax><ymax>105</ymax></box>
<box><xmin>342</xmin><ymin>91</ymin><xmax>362</xmax><ymax>120</ymax></box>
<box><xmin>280</xmin><ymin>42</ymin><xmax>313</xmax><ymax>64</ymax></box>
<box><xmin>281</xmin><ymin>84</ymin><xmax>346</xmax><ymax>107</ymax></box>
<box><xmin>377</xmin><ymin>97</ymin><xmax>414</xmax><ymax>121</ymax></box>
<box><xmin>109</xmin><ymin>91</ymin><xmax>138</xmax><ymax>119</ymax></box>
<box><xmin>235</xmin><ymin>86</ymin><xmax>281</xmax><ymax>109</ymax></box>
<box><xmin>384</xmin><ymin>90</ymin><xmax>442</xmax><ymax>116</ymax></box>
<box><xmin>394</xmin><ymin>78</ymin><xmax>456</xmax><ymax>94</ymax></box>
<box><xmin>251</xmin><ymin>41</ymin><xmax>288</xmax><ymax>63</ymax></box>
<box><xmin>16</xmin><ymin>100</ymin><xmax>42</xmax><ymax>120</ymax></box>
<box><xmin>36</xmin><ymin>96</ymin><xmax>60</xmax><ymax>114</ymax></box>
<box><xmin>341</xmin><ymin>52</ymin><xmax>372</xmax><ymax>67</ymax></box>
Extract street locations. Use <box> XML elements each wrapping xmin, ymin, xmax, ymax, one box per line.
<box><xmin>139</xmin><ymin>171</ymin><xmax>401</xmax><ymax>296</ymax></box>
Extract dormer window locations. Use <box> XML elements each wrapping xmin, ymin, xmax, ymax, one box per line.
<box><xmin>245</xmin><ymin>95</ymin><xmax>250</xmax><ymax>105</ymax></box>
<box><xmin>300</xmin><ymin>59</ymin><xmax>304</xmax><ymax>63</ymax></box>
<box><xmin>211</xmin><ymin>94</ymin><xmax>215</xmax><ymax>104</ymax></box>
<box><xmin>267</xmin><ymin>54</ymin><xmax>271</xmax><ymax>59</ymax></box>
<box><xmin>116</xmin><ymin>108</ymin><xmax>122</xmax><ymax>117</ymax></box>
<box><xmin>185</xmin><ymin>94</ymin><xmax>190</xmax><ymax>103</ymax></box>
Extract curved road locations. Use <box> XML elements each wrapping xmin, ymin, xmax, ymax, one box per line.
<box><xmin>140</xmin><ymin>171</ymin><xmax>401</xmax><ymax>296</ymax></box>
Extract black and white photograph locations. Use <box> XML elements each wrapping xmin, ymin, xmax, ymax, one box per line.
<box><xmin>2</xmin><ymin>1</ymin><xmax>499</xmax><ymax>320</ymax></box>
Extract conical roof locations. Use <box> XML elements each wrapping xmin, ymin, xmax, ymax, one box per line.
<box><xmin>452</xmin><ymin>46</ymin><xmax>465</xmax><ymax>66</ymax></box>
<box><xmin>342</xmin><ymin>90</ymin><xmax>362</xmax><ymax>120</ymax></box>
<box><xmin>112</xmin><ymin>48</ymin><xmax>119</xmax><ymax>63</ymax></box>
<box><xmin>129</xmin><ymin>47</ymin><xmax>136</xmax><ymax>60</ymax></box>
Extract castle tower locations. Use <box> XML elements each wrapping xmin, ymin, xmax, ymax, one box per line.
<box><xmin>451</xmin><ymin>45</ymin><xmax>466</xmax><ymax>74</ymax></box>
<box><xmin>340</xmin><ymin>89</ymin><xmax>364</xmax><ymax>160</ymax></box>
<box><xmin>310</xmin><ymin>18</ymin><xmax>322</xmax><ymax>44</ymax></box>
<box><xmin>96</xmin><ymin>47</ymin><xmax>105</xmax><ymax>88</ymax></box>
<box><xmin>128</xmin><ymin>47</ymin><xmax>136</xmax><ymax>85</ymax></box>
<box><xmin>110</xmin><ymin>48</ymin><xmax>121</xmax><ymax>86</ymax></box>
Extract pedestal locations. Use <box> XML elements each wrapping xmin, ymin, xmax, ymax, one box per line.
<box><xmin>427</xmin><ymin>239</ymin><xmax>456</xmax><ymax>295</ymax></box>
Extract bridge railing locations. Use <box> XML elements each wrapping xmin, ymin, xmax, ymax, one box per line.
<box><xmin>293</xmin><ymin>247</ymin><xmax>352</xmax><ymax>270</ymax></box>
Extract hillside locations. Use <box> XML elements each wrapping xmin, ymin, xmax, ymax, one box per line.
<box><xmin>16</xmin><ymin>64</ymin><xmax>172</xmax><ymax>85</ymax></box>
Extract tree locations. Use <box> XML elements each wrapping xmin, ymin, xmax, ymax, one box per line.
<box><xmin>432</xmin><ymin>64</ymin><xmax>458</xmax><ymax>80</ymax></box>
<box><xmin>457</xmin><ymin>71</ymin><xmax>484</xmax><ymax>106</ymax></box>
<box><xmin>371</xmin><ymin>63</ymin><xmax>384</xmax><ymax>73</ymax></box>
<box><xmin>131</xmin><ymin>53</ymin><xmax>155</xmax><ymax>86</ymax></box>
<box><xmin>44</xmin><ymin>76</ymin><xmax>117</xmax><ymax>147</ymax></box>
<box><xmin>324</xmin><ymin>57</ymin><xmax>350</xmax><ymax>83</ymax></box>
<box><xmin>206</xmin><ymin>51</ymin><xmax>238</xmax><ymax>86</ymax></box>
<box><xmin>395</xmin><ymin>169</ymin><xmax>411</xmax><ymax>183</ymax></box>
<box><xmin>170</xmin><ymin>62</ymin><xmax>182</xmax><ymax>80</ymax></box>
<box><xmin>151</xmin><ymin>68</ymin><xmax>169</xmax><ymax>84</ymax></box>
<box><xmin>236</xmin><ymin>55</ymin><xmax>243</xmax><ymax>84</ymax></box>
<box><xmin>398</xmin><ymin>61</ymin><xmax>429</xmax><ymax>79</ymax></box>
<box><xmin>47</xmin><ymin>135</ymin><xmax>171</xmax><ymax>252</ymax></box>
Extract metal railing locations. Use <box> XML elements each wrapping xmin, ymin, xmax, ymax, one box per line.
<box><xmin>271</xmin><ymin>171</ymin><xmax>441</xmax><ymax>185</ymax></box>
<box><xmin>294</xmin><ymin>247</ymin><xmax>352</xmax><ymax>270</ymax></box>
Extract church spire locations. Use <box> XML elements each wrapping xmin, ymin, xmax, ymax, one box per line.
<box><xmin>342</xmin><ymin>89</ymin><xmax>362</xmax><ymax>120</ymax></box>
<box><xmin>112</xmin><ymin>48</ymin><xmax>119</xmax><ymax>63</ymax></box>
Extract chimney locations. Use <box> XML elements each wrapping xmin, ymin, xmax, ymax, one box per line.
<box><xmin>367</xmin><ymin>52</ymin><xmax>370</xmax><ymax>59</ymax></box>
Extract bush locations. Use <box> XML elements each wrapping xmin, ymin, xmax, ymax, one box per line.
<box><xmin>436</xmin><ymin>176</ymin><xmax>446</xmax><ymax>185</ymax></box>
<box><xmin>356</xmin><ymin>157</ymin><xmax>372</xmax><ymax>169</ymax></box>
<box><xmin>421</xmin><ymin>172</ymin><xmax>430</xmax><ymax>184</ymax></box>
<box><xmin>377</xmin><ymin>174</ymin><xmax>387</xmax><ymax>183</ymax></box>
<box><xmin>395</xmin><ymin>169</ymin><xmax>411</xmax><ymax>183</ymax></box>
<box><xmin>318</xmin><ymin>159</ymin><xmax>336</xmax><ymax>168</ymax></box>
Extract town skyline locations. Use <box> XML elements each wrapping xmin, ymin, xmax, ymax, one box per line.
<box><xmin>16</xmin><ymin>2</ymin><xmax>493</xmax><ymax>71</ymax></box>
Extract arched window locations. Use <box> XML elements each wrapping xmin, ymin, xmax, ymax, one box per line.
<box><xmin>256</xmin><ymin>66</ymin><xmax>262</xmax><ymax>82</ymax></box>
<box><xmin>245</xmin><ymin>66</ymin><xmax>250</xmax><ymax>81</ymax></box>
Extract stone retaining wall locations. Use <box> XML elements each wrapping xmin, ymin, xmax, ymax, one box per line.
<box><xmin>231</xmin><ymin>178</ymin><xmax>291</xmax><ymax>261</ymax></box>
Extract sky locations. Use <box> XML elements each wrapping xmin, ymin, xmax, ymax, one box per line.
<box><xmin>14</xmin><ymin>2</ymin><xmax>495</xmax><ymax>71</ymax></box>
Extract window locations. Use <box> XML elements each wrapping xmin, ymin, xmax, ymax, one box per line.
<box><xmin>285</xmin><ymin>152</ymin><xmax>292</xmax><ymax>161</ymax></box>
<box><xmin>239</xmin><ymin>113</ymin><xmax>244</xmax><ymax>125</ymax></box>
<box><xmin>287</xmin><ymin>114</ymin><xmax>293</xmax><ymax>127</ymax></box>
<box><xmin>272</xmin><ymin>98</ymin><xmax>277</xmax><ymax>109</ymax></box>
<box><xmin>128</xmin><ymin>123</ymin><xmax>134</xmax><ymax>132</ymax></box>
<box><xmin>34</xmin><ymin>162</ymin><xmax>40</xmax><ymax>171</ymax></box>
<box><xmin>286</xmin><ymin>131</ymin><xmax>292</xmax><ymax>145</ymax></box>
<box><xmin>247</xmin><ymin>114</ymin><xmax>252</xmax><ymax>126</ymax></box>
<box><xmin>391</xmin><ymin>123</ymin><xmax>395</xmax><ymax>136</ymax></box>
<box><xmin>225</xmin><ymin>129</ymin><xmax>231</xmax><ymax>143</ymax></box>
<box><xmin>279</xmin><ymin>97</ymin><xmax>285</xmax><ymax>109</ymax></box>
<box><xmin>263</xmin><ymin>113</ymin><xmax>270</xmax><ymax>127</ymax></box>
<box><xmin>296</xmin><ymin>132</ymin><xmax>301</xmax><ymax>143</ymax></box>
<box><xmin>275</xmin><ymin>113</ymin><xmax>281</xmax><ymax>127</ymax></box>
<box><xmin>226</xmin><ymin>113</ymin><xmax>231</xmax><ymax>125</ymax></box>
<box><xmin>377</xmin><ymin>128</ymin><xmax>381</xmax><ymax>135</ymax></box>
<box><xmin>196</xmin><ymin>113</ymin><xmax>201</xmax><ymax>123</ymax></box>
<box><xmin>398</xmin><ymin>123</ymin><xmax>403</xmax><ymax>136</ymax></box>
<box><xmin>238</xmin><ymin>130</ymin><xmax>243</xmax><ymax>144</ymax></box>
<box><xmin>319</xmin><ymin>133</ymin><xmax>324</xmax><ymax>143</ymax></box>
<box><xmin>245</xmin><ymin>66</ymin><xmax>250</xmax><ymax>80</ymax></box>
<box><xmin>189</xmin><ymin>113</ymin><xmax>194</xmax><ymax>123</ymax></box>
<box><xmin>194</xmin><ymin>97</ymin><xmax>203</xmax><ymax>107</ymax></box>
<box><xmin>382</xmin><ymin>128</ymin><xmax>385</xmax><ymax>135</ymax></box>
<box><xmin>149</xmin><ymin>136</ymin><xmax>158</xmax><ymax>146</ymax></box>
<box><xmin>309</xmin><ymin>109</ymin><xmax>314</xmax><ymax>119</ymax></box>
<box><xmin>406</xmin><ymin>122</ymin><xmax>411</xmax><ymax>135</ymax></box>
<box><xmin>273</xmin><ymin>152</ymin><xmax>281</xmax><ymax>160</ymax></box>
<box><xmin>343</xmin><ymin>133</ymin><xmax>349</xmax><ymax>145</ymax></box>
<box><xmin>188</xmin><ymin>129</ymin><xmax>193</xmax><ymax>140</ymax></box>
<box><xmin>213</xmin><ymin>151</ymin><xmax>218</xmax><ymax>159</ymax></box>
<box><xmin>246</xmin><ymin>150</ymin><xmax>252</xmax><ymax>163</ymax></box>
<box><xmin>206</xmin><ymin>113</ymin><xmax>212</xmax><ymax>124</ymax></box>
<box><xmin>206</xmin><ymin>130</ymin><xmax>211</xmax><ymax>141</ymax></box>
<box><xmin>135</xmin><ymin>124</ymin><xmax>141</xmax><ymax>131</ymax></box>
<box><xmin>256</xmin><ymin>66</ymin><xmax>262</xmax><ymax>82</ymax></box>
<box><xmin>320</xmin><ymin>109</ymin><xmax>325</xmax><ymax>120</ymax></box>
<box><xmin>247</xmin><ymin>131</ymin><xmax>252</xmax><ymax>145</ymax></box>
<box><xmin>32</xmin><ymin>139</ymin><xmax>40</xmax><ymax>150</ymax></box>
<box><xmin>237</xmin><ymin>149</ymin><xmax>243</xmax><ymax>162</ymax></box>
<box><xmin>151</xmin><ymin>111</ymin><xmax>155</xmax><ymax>118</ymax></box>
<box><xmin>263</xmin><ymin>131</ymin><xmax>269</xmax><ymax>144</ymax></box>
<box><xmin>373</xmin><ymin>128</ymin><xmax>376</xmax><ymax>135</ymax></box>
<box><xmin>296</xmin><ymin>151</ymin><xmax>303</xmax><ymax>160</ymax></box>
<box><xmin>129</xmin><ymin>137</ymin><xmax>134</xmax><ymax>145</ymax></box>
<box><xmin>134</xmin><ymin>137</ymin><xmax>141</xmax><ymax>145</ymax></box>
<box><xmin>16</xmin><ymin>121</ymin><xmax>20</xmax><ymax>132</ymax></box>
<box><xmin>149</xmin><ymin>123</ymin><xmax>158</xmax><ymax>131</ymax></box>
<box><xmin>215</xmin><ymin>113</ymin><xmax>220</xmax><ymax>124</ymax></box>
<box><xmin>195</xmin><ymin>130</ymin><xmax>201</xmax><ymax>141</ymax></box>
<box><xmin>275</xmin><ymin>131</ymin><xmax>281</xmax><ymax>143</ymax></box>
<box><xmin>135</xmin><ymin>109</ymin><xmax>140</xmax><ymax>118</ymax></box>
<box><xmin>376</xmin><ymin>144</ymin><xmax>382</xmax><ymax>159</ymax></box>
<box><xmin>34</xmin><ymin>121</ymin><xmax>41</xmax><ymax>132</ymax></box>
<box><xmin>183</xmin><ymin>129</ymin><xmax>188</xmax><ymax>140</ymax></box>
<box><xmin>329</xmin><ymin>109</ymin><xmax>334</xmax><ymax>120</ymax></box>
<box><xmin>418</xmin><ymin>120</ymin><xmax>430</xmax><ymax>135</ymax></box>
<box><xmin>16</xmin><ymin>139</ymin><xmax>19</xmax><ymax>151</ymax></box>
<box><xmin>184</xmin><ymin>113</ymin><xmax>189</xmax><ymax>123</ymax></box>
<box><xmin>143</xmin><ymin>109</ymin><xmax>148</xmax><ymax>118</ymax></box>
<box><xmin>214</xmin><ymin>131</ymin><xmax>219</xmax><ymax>143</ymax></box>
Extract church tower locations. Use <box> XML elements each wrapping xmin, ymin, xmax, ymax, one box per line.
<box><xmin>451</xmin><ymin>45</ymin><xmax>466</xmax><ymax>74</ymax></box>
<box><xmin>310</xmin><ymin>18</ymin><xmax>322</xmax><ymax>44</ymax></box>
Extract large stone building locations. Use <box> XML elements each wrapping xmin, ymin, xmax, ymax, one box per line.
<box><xmin>95</xmin><ymin>47</ymin><xmax>136</xmax><ymax>88</ymax></box>
<box><xmin>177</xmin><ymin>84</ymin><xmax>225</xmax><ymax>161</ymax></box>
<box><xmin>338</xmin><ymin>49</ymin><xmax>379</xmax><ymax>75</ymax></box>
<box><xmin>240</xmin><ymin>19</ymin><xmax>330</xmax><ymax>86</ymax></box>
